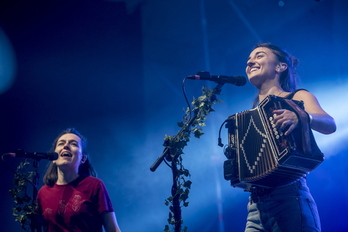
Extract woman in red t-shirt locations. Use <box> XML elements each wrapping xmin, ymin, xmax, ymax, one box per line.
<box><xmin>37</xmin><ymin>128</ymin><xmax>121</xmax><ymax>232</ymax></box>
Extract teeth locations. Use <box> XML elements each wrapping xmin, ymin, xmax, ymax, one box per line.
<box><xmin>250</xmin><ymin>68</ymin><xmax>258</xmax><ymax>72</ymax></box>
<box><xmin>61</xmin><ymin>152</ymin><xmax>72</xmax><ymax>157</ymax></box>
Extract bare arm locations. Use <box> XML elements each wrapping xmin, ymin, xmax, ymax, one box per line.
<box><xmin>292</xmin><ymin>90</ymin><xmax>336</xmax><ymax>134</ymax></box>
<box><xmin>102</xmin><ymin>211</ymin><xmax>121</xmax><ymax>232</ymax></box>
<box><xmin>273</xmin><ymin>90</ymin><xmax>336</xmax><ymax>135</ymax></box>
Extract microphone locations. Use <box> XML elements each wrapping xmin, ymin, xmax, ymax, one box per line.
<box><xmin>187</xmin><ymin>71</ymin><xmax>246</xmax><ymax>86</ymax></box>
<box><xmin>4</xmin><ymin>149</ymin><xmax>58</xmax><ymax>160</ymax></box>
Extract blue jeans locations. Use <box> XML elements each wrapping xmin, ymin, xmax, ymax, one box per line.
<box><xmin>245</xmin><ymin>178</ymin><xmax>321</xmax><ymax>232</ymax></box>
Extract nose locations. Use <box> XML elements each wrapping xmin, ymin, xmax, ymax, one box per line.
<box><xmin>63</xmin><ymin>143</ymin><xmax>70</xmax><ymax>150</ymax></box>
<box><xmin>246</xmin><ymin>59</ymin><xmax>255</xmax><ymax>67</ymax></box>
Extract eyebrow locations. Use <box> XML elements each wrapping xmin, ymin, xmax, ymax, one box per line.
<box><xmin>247</xmin><ymin>51</ymin><xmax>267</xmax><ymax>60</ymax></box>
<box><xmin>57</xmin><ymin>139</ymin><xmax>79</xmax><ymax>144</ymax></box>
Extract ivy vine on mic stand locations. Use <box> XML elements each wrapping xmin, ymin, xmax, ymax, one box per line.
<box><xmin>2</xmin><ymin>154</ymin><xmax>42</xmax><ymax>232</ymax></box>
<box><xmin>159</xmin><ymin>83</ymin><xmax>224</xmax><ymax>232</ymax></box>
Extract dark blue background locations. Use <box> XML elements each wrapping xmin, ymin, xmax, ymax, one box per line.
<box><xmin>0</xmin><ymin>0</ymin><xmax>347</xmax><ymax>231</ymax></box>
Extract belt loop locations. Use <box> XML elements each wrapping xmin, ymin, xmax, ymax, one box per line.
<box><xmin>291</xmin><ymin>178</ymin><xmax>302</xmax><ymax>194</ymax></box>
<box><xmin>297</xmin><ymin>178</ymin><xmax>302</xmax><ymax>188</ymax></box>
<box><xmin>250</xmin><ymin>186</ymin><xmax>258</xmax><ymax>203</ymax></box>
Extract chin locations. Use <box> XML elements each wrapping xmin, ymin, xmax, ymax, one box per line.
<box><xmin>56</xmin><ymin>161</ymin><xmax>69</xmax><ymax>166</ymax></box>
<box><xmin>248</xmin><ymin>76</ymin><xmax>258</xmax><ymax>85</ymax></box>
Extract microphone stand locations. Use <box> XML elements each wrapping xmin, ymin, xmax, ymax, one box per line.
<box><xmin>30</xmin><ymin>158</ymin><xmax>42</xmax><ymax>232</ymax></box>
<box><xmin>150</xmin><ymin>82</ymin><xmax>224</xmax><ymax>232</ymax></box>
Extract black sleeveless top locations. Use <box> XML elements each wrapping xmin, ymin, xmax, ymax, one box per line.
<box><xmin>253</xmin><ymin>89</ymin><xmax>308</xmax><ymax>108</ymax></box>
<box><xmin>284</xmin><ymin>88</ymin><xmax>308</xmax><ymax>100</ymax></box>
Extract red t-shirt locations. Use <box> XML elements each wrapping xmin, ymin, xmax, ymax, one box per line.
<box><xmin>37</xmin><ymin>176</ymin><xmax>114</xmax><ymax>232</ymax></box>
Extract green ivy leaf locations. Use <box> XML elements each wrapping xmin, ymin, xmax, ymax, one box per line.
<box><xmin>164</xmin><ymin>225</ymin><xmax>170</xmax><ymax>232</ymax></box>
<box><xmin>183</xmin><ymin>202</ymin><xmax>189</xmax><ymax>207</ymax></box>
<box><xmin>183</xmin><ymin>180</ymin><xmax>192</xmax><ymax>189</ymax></box>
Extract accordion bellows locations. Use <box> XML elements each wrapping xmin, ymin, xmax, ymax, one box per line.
<box><xmin>223</xmin><ymin>95</ymin><xmax>323</xmax><ymax>190</ymax></box>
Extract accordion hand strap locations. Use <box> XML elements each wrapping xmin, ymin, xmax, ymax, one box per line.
<box><xmin>283</xmin><ymin>99</ymin><xmax>313</xmax><ymax>155</ymax></box>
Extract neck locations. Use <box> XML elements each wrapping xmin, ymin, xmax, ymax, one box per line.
<box><xmin>257</xmin><ymin>84</ymin><xmax>284</xmax><ymax>103</ymax></box>
<box><xmin>56</xmin><ymin>168</ymin><xmax>79</xmax><ymax>185</ymax></box>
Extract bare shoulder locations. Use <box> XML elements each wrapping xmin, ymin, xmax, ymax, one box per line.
<box><xmin>291</xmin><ymin>89</ymin><xmax>318</xmax><ymax>103</ymax></box>
<box><xmin>291</xmin><ymin>89</ymin><xmax>326</xmax><ymax>114</ymax></box>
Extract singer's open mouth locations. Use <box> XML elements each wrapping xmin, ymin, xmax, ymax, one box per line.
<box><xmin>61</xmin><ymin>152</ymin><xmax>72</xmax><ymax>157</ymax></box>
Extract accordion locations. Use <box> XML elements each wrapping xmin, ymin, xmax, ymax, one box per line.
<box><xmin>223</xmin><ymin>95</ymin><xmax>324</xmax><ymax>190</ymax></box>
